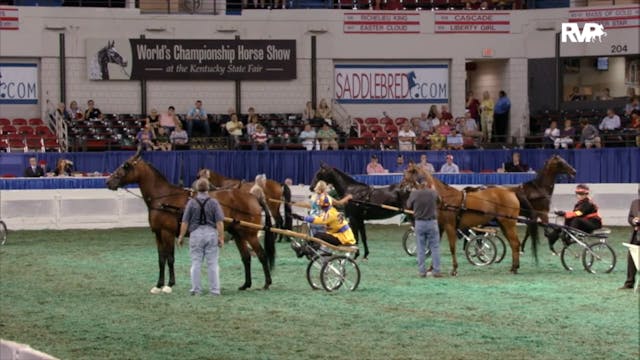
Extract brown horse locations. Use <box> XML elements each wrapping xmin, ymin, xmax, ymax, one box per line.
<box><xmin>106</xmin><ymin>150</ymin><xmax>275</xmax><ymax>292</ymax></box>
<box><xmin>402</xmin><ymin>164</ymin><xmax>539</xmax><ymax>275</ymax></box>
<box><xmin>514</xmin><ymin>155</ymin><xmax>576</xmax><ymax>253</ymax></box>
<box><xmin>208</xmin><ymin>170</ymin><xmax>292</xmax><ymax>239</ymax></box>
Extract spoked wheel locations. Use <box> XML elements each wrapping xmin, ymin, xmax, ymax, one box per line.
<box><xmin>492</xmin><ymin>235</ymin><xmax>507</xmax><ymax>263</ymax></box>
<box><xmin>464</xmin><ymin>235</ymin><xmax>497</xmax><ymax>266</ymax></box>
<box><xmin>402</xmin><ymin>228</ymin><xmax>431</xmax><ymax>258</ymax></box>
<box><xmin>306</xmin><ymin>255</ymin><xmax>327</xmax><ymax>290</ymax></box>
<box><xmin>560</xmin><ymin>241</ymin><xmax>583</xmax><ymax>271</ymax></box>
<box><xmin>583</xmin><ymin>242</ymin><xmax>616</xmax><ymax>274</ymax></box>
<box><xmin>0</xmin><ymin>221</ymin><xmax>6</xmax><ymax>246</ymax></box>
<box><xmin>320</xmin><ymin>255</ymin><xmax>361</xmax><ymax>292</ymax></box>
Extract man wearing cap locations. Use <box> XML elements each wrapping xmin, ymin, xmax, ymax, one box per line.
<box><xmin>619</xmin><ymin>187</ymin><xmax>640</xmax><ymax>290</ymax></box>
<box><xmin>549</xmin><ymin>184</ymin><xmax>602</xmax><ymax>248</ymax></box>
<box><xmin>24</xmin><ymin>157</ymin><xmax>45</xmax><ymax>177</ymax></box>
<box><xmin>439</xmin><ymin>154</ymin><xmax>460</xmax><ymax>173</ymax></box>
<box><xmin>292</xmin><ymin>194</ymin><xmax>356</xmax><ymax>247</ymax></box>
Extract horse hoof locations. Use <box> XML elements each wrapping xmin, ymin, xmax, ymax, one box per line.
<box><xmin>238</xmin><ymin>285</ymin><xmax>250</xmax><ymax>291</ymax></box>
<box><xmin>510</xmin><ymin>269</ymin><xmax>518</xmax><ymax>274</ymax></box>
<box><xmin>161</xmin><ymin>286</ymin><xmax>172</xmax><ymax>294</ymax></box>
<box><xmin>450</xmin><ymin>270</ymin><xmax>458</xmax><ymax>277</ymax></box>
<box><xmin>150</xmin><ymin>287</ymin><xmax>162</xmax><ymax>294</ymax></box>
<box><xmin>262</xmin><ymin>285</ymin><xmax>270</xmax><ymax>290</ymax></box>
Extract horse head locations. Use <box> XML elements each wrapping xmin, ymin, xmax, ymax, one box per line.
<box><xmin>98</xmin><ymin>40</ymin><xmax>128</xmax><ymax>80</ymax></box>
<box><xmin>106</xmin><ymin>147</ymin><xmax>144</xmax><ymax>190</ymax></box>
<box><xmin>545</xmin><ymin>155</ymin><xmax>576</xmax><ymax>179</ymax></box>
<box><xmin>401</xmin><ymin>163</ymin><xmax>431</xmax><ymax>190</ymax></box>
<box><xmin>310</xmin><ymin>163</ymin><xmax>337</xmax><ymax>192</ymax></box>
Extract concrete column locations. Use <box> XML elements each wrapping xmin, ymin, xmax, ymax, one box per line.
<box><xmin>506</xmin><ymin>58</ymin><xmax>528</xmax><ymax>145</ymax></box>
<box><xmin>450</xmin><ymin>57</ymin><xmax>466</xmax><ymax>117</ymax></box>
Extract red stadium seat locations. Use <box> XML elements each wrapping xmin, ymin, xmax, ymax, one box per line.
<box><xmin>28</xmin><ymin>118</ymin><xmax>44</xmax><ymax>126</ymax></box>
<box><xmin>85</xmin><ymin>139</ymin><xmax>109</xmax><ymax>151</ymax></box>
<box><xmin>384</xmin><ymin>124</ymin><xmax>398</xmax><ymax>133</ymax></box>
<box><xmin>8</xmin><ymin>139</ymin><xmax>25</xmax><ymax>149</ymax></box>
<box><xmin>380</xmin><ymin>117</ymin><xmax>394</xmax><ymax>126</ymax></box>
<box><xmin>352</xmin><ymin>117</ymin><xmax>364</xmax><ymax>125</ymax></box>
<box><xmin>395</xmin><ymin>117</ymin><xmax>408</xmax><ymax>126</ymax></box>
<box><xmin>346</xmin><ymin>137</ymin><xmax>368</xmax><ymax>149</ymax></box>
<box><xmin>2</xmin><ymin>125</ymin><xmax>17</xmax><ymax>134</ymax></box>
<box><xmin>0</xmin><ymin>118</ymin><xmax>10</xmax><ymax>126</ymax></box>
<box><xmin>44</xmin><ymin>138</ymin><xmax>59</xmax><ymax>150</ymax></box>
<box><xmin>12</xmin><ymin>118</ymin><xmax>27</xmax><ymax>126</ymax></box>
<box><xmin>364</xmin><ymin>117</ymin><xmax>379</xmax><ymax>125</ymax></box>
<box><xmin>17</xmin><ymin>126</ymin><xmax>34</xmax><ymax>136</ymax></box>
<box><xmin>368</xmin><ymin>124</ymin><xmax>384</xmax><ymax>135</ymax></box>
<box><xmin>35</xmin><ymin>126</ymin><xmax>54</xmax><ymax>137</ymax></box>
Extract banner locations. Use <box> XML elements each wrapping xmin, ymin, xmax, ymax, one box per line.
<box><xmin>569</xmin><ymin>6</ymin><xmax>640</xmax><ymax>29</ymax></box>
<box><xmin>0</xmin><ymin>63</ymin><xmax>38</xmax><ymax>104</ymax></box>
<box><xmin>435</xmin><ymin>12</ymin><xmax>510</xmax><ymax>33</ymax></box>
<box><xmin>334</xmin><ymin>64</ymin><xmax>449</xmax><ymax>104</ymax></box>
<box><xmin>86</xmin><ymin>39</ymin><xmax>297</xmax><ymax>81</ymax></box>
<box><xmin>0</xmin><ymin>7</ymin><xmax>18</xmax><ymax>30</ymax></box>
<box><xmin>343</xmin><ymin>12</ymin><xmax>420</xmax><ymax>34</ymax></box>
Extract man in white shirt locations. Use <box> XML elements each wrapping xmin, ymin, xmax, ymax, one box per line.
<box><xmin>439</xmin><ymin>154</ymin><xmax>460</xmax><ymax>173</ymax></box>
<box><xmin>598</xmin><ymin>108</ymin><xmax>621</xmax><ymax>132</ymax></box>
<box><xmin>398</xmin><ymin>123</ymin><xmax>416</xmax><ymax>151</ymax></box>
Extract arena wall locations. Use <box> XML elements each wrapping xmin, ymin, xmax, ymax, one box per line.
<box><xmin>1</xmin><ymin>183</ymin><xmax>636</xmax><ymax>230</ymax></box>
<box><xmin>1</xmin><ymin>7</ymin><xmax>638</xmax><ymax>138</ymax></box>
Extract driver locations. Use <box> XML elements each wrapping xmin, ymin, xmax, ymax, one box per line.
<box><xmin>292</xmin><ymin>194</ymin><xmax>356</xmax><ymax>248</ymax></box>
<box><xmin>548</xmin><ymin>184</ymin><xmax>602</xmax><ymax>246</ymax></box>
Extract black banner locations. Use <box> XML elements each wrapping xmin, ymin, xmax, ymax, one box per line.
<box><xmin>129</xmin><ymin>39</ymin><xmax>296</xmax><ymax>80</ymax></box>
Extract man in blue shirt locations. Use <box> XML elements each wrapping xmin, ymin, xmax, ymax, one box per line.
<box><xmin>493</xmin><ymin>90</ymin><xmax>511</xmax><ymax>144</ymax></box>
<box><xmin>186</xmin><ymin>100</ymin><xmax>211</xmax><ymax>137</ymax></box>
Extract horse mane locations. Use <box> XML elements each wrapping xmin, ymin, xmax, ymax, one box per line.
<box><xmin>328</xmin><ymin>166</ymin><xmax>366</xmax><ymax>186</ymax></box>
<box><xmin>141</xmin><ymin>159</ymin><xmax>183</xmax><ymax>190</ymax></box>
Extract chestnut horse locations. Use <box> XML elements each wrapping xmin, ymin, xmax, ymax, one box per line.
<box><xmin>208</xmin><ymin>170</ymin><xmax>292</xmax><ymax>238</ymax></box>
<box><xmin>402</xmin><ymin>164</ymin><xmax>539</xmax><ymax>275</ymax></box>
<box><xmin>514</xmin><ymin>155</ymin><xmax>576</xmax><ymax>253</ymax></box>
<box><xmin>106</xmin><ymin>150</ymin><xmax>275</xmax><ymax>292</ymax></box>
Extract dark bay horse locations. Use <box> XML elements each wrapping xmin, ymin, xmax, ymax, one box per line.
<box><xmin>514</xmin><ymin>154</ymin><xmax>576</xmax><ymax>253</ymax></box>
<box><xmin>208</xmin><ymin>170</ymin><xmax>292</xmax><ymax>237</ymax></box>
<box><xmin>310</xmin><ymin>162</ymin><xmax>410</xmax><ymax>259</ymax></box>
<box><xmin>402</xmin><ymin>165</ymin><xmax>539</xmax><ymax>275</ymax></box>
<box><xmin>106</xmin><ymin>150</ymin><xmax>275</xmax><ymax>292</ymax></box>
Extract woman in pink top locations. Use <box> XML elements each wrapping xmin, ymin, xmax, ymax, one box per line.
<box><xmin>159</xmin><ymin>106</ymin><xmax>179</xmax><ymax>133</ymax></box>
<box><xmin>366</xmin><ymin>155</ymin><xmax>387</xmax><ymax>174</ymax></box>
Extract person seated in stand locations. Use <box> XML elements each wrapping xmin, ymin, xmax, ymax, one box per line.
<box><xmin>169</xmin><ymin>121</ymin><xmax>189</xmax><ymax>148</ymax></box>
<box><xmin>303</xmin><ymin>101</ymin><xmax>316</xmax><ymax>122</ymax></box>
<box><xmin>446</xmin><ymin>129</ymin><xmax>464</xmax><ymax>150</ymax></box>
<box><xmin>317</xmin><ymin>98</ymin><xmax>332</xmax><ymax>121</ymax></box>
<box><xmin>568</xmin><ymin>86</ymin><xmax>583</xmax><ymax>102</ymax></box>
<box><xmin>69</xmin><ymin>100</ymin><xmax>84</xmax><ymax>121</ymax></box>
<box><xmin>291</xmin><ymin>194</ymin><xmax>356</xmax><ymax>250</ymax></box>
<box><xmin>598</xmin><ymin>88</ymin><xmax>613</xmax><ymax>101</ymax></box>
<box><xmin>186</xmin><ymin>100</ymin><xmax>210</xmax><ymax>137</ymax></box>
<box><xmin>555</xmin><ymin>119</ymin><xmax>576</xmax><ymax>149</ymax></box>
<box><xmin>251</xmin><ymin>124</ymin><xmax>269</xmax><ymax>150</ymax></box>
<box><xmin>440</xmin><ymin>105</ymin><xmax>453</xmax><ymax>122</ymax></box>
<box><xmin>439</xmin><ymin>154</ymin><xmax>459</xmax><ymax>173</ymax></box>
<box><xmin>398</xmin><ymin>122</ymin><xmax>416</xmax><ymax>151</ymax></box>
<box><xmin>159</xmin><ymin>106</ymin><xmax>179</xmax><ymax>134</ymax></box>
<box><xmin>153</xmin><ymin>126</ymin><xmax>172</xmax><ymax>151</ymax></box>
<box><xmin>543</xmin><ymin>120</ymin><xmax>560</xmax><ymax>148</ymax></box>
<box><xmin>136</xmin><ymin>122</ymin><xmax>156</xmax><ymax>151</ymax></box>
<box><xmin>579</xmin><ymin>118</ymin><xmax>601</xmax><ymax>149</ymax></box>
<box><xmin>83</xmin><ymin>99</ymin><xmax>103</xmax><ymax>121</ymax></box>
<box><xmin>418</xmin><ymin>154</ymin><xmax>435</xmax><ymax>174</ymax></box>
<box><xmin>54</xmin><ymin>158</ymin><xmax>73</xmax><ymax>177</ymax></box>
<box><xmin>629</xmin><ymin>110</ymin><xmax>640</xmax><ymax>147</ymax></box>
<box><xmin>394</xmin><ymin>154</ymin><xmax>406</xmax><ymax>173</ymax></box>
<box><xmin>146</xmin><ymin>108</ymin><xmax>161</xmax><ymax>136</ymax></box>
<box><xmin>598</xmin><ymin>108</ymin><xmax>621</xmax><ymax>133</ymax></box>
<box><xmin>39</xmin><ymin>160</ymin><xmax>51</xmax><ymax>176</ymax></box>
<box><xmin>366</xmin><ymin>155</ymin><xmax>387</xmax><ymax>174</ymax></box>
<box><xmin>504</xmin><ymin>152</ymin><xmax>529</xmax><ymax>172</ymax></box>
<box><xmin>317</xmin><ymin>122</ymin><xmax>338</xmax><ymax>150</ymax></box>
<box><xmin>548</xmin><ymin>184</ymin><xmax>602</xmax><ymax>250</ymax></box>
<box><xmin>225</xmin><ymin>113</ymin><xmax>244</xmax><ymax>150</ymax></box>
<box><xmin>24</xmin><ymin>157</ymin><xmax>45</xmax><ymax>177</ymax></box>
<box><xmin>624</xmin><ymin>96</ymin><xmax>640</xmax><ymax>117</ymax></box>
<box><xmin>299</xmin><ymin>123</ymin><xmax>317</xmax><ymax>151</ymax></box>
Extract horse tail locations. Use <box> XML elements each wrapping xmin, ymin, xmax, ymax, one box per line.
<box><xmin>516</xmin><ymin>191</ymin><xmax>539</xmax><ymax>264</ymax></box>
<box><xmin>282</xmin><ymin>183</ymin><xmax>292</xmax><ymax>231</ymax></box>
<box><xmin>257</xmin><ymin>195</ymin><xmax>276</xmax><ymax>271</ymax></box>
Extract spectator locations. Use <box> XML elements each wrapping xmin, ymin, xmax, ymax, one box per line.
<box><xmin>417</xmin><ymin>112</ymin><xmax>433</xmax><ymax>133</ymax></box>
<box><xmin>178</xmin><ymin>178</ymin><xmax>225</xmax><ymax>296</ymax></box>
<box><xmin>406</xmin><ymin>179</ymin><xmax>441</xmax><ymax>278</ymax></box>
<box><xmin>439</xmin><ymin>154</ymin><xmax>459</xmax><ymax>173</ymax></box>
<box><xmin>619</xmin><ymin>189</ymin><xmax>640</xmax><ymax>290</ymax></box>
<box><xmin>24</xmin><ymin>157</ymin><xmax>44</xmax><ymax>177</ymax></box>
<box><xmin>429</xmin><ymin>131</ymin><xmax>446</xmax><ymax>151</ymax></box>
<box><xmin>556</xmin><ymin>119</ymin><xmax>576</xmax><ymax>149</ymax></box>
<box><xmin>299</xmin><ymin>123</ymin><xmax>317</xmax><ymax>151</ymax></box>
<box><xmin>54</xmin><ymin>158</ymin><xmax>73</xmax><ymax>177</ymax></box>
<box><xmin>366</xmin><ymin>155</ymin><xmax>386</xmax><ymax>174</ymax></box>
<box><xmin>154</xmin><ymin>127</ymin><xmax>171</xmax><ymax>151</ymax></box>
<box><xmin>480</xmin><ymin>91</ymin><xmax>494</xmax><ymax>143</ymax></box>
<box><xmin>246</xmin><ymin>113</ymin><xmax>259</xmax><ymax>139</ymax></box>
<box><xmin>169</xmin><ymin>122</ymin><xmax>189</xmax><ymax>147</ymax></box>
<box><xmin>303</xmin><ymin>101</ymin><xmax>316</xmax><ymax>122</ymax></box>
<box><xmin>599</xmin><ymin>108</ymin><xmax>621</xmax><ymax>132</ymax></box>
<box><xmin>317</xmin><ymin>122</ymin><xmax>338</xmax><ymax>150</ymax></box>
<box><xmin>624</xmin><ymin>96</ymin><xmax>640</xmax><ymax>117</ymax></box>
<box><xmin>225</xmin><ymin>113</ymin><xmax>244</xmax><ymax>150</ymax></box>
<box><xmin>598</xmin><ymin>88</ymin><xmax>613</xmax><ymax>101</ymax></box>
<box><xmin>317</xmin><ymin>98</ymin><xmax>332</xmax><ymax>121</ymax></box>
<box><xmin>568</xmin><ymin>86</ymin><xmax>583</xmax><ymax>101</ymax></box>
<box><xmin>39</xmin><ymin>160</ymin><xmax>50</xmax><ymax>175</ymax></box>
<box><xmin>252</xmin><ymin>124</ymin><xmax>269</xmax><ymax>150</ymax></box>
<box><xmin>146</xmin><ymin>108</ymin><xmax>161</xmax><ymax>135</ymax></box>
<box><xmin>504</xmin><ymin>152</ymin><xmax>529</xmax><ymax>172</ymax></box>
<box><xmin>160</xmin><ymin>106</ymin><xmax>179</xmax><ymax>134</ymax></box>
<box><xmin>136</xmin><ymin>122</ymin><xmax>156</xmax><ymax>151</ymax></box>
<box><xmin>629</xmin><ymin>110</ymin><xmax>640</xmax><ymax>147</ymax></box>
<box><xmin>84</xmin><ymin>99</ymin><xmax>103</xmax><ymax>120</ymax></box>
<box><xmin>466</xmin><ymin>91</ymin><xmax>480</xmax><ymax>122</ymax></box>
<box><xmin>440</xmin><ymin>105</ymin><xmax>453</xmax><ymax>122</ymax></box>
<box><xmin>47</xmin><ymin>100</ymin><xmax>71</xmax><ymax>125</ymax></box>
<box><xmin>462</xmin><ymin>110</ymin><xmax>482</xmax><ymax>145</ymax></box>
<box><xmin>427</xmin><ymin>105</ymin><xmax>440</xmax><ymax>123</ymax></box>
<box><xmin>579</xmin><ymin>119</ymin><xmax>601</xmax><ymax>149</ymax></box>
<box><xmin>446</xmin><ymin>130</ymin><xmax>464</xmax><ymax>150</ymax></box>
<box><xmin>493</xmin><ymin>90</ymin><xmax>511</xmax><ymax>142</ymax></box>
<box><xmin>544</xmin><ymin>120</ymin><xmax>560</xmax><ymax>148</ymax></box>
<box><xmin>186</xmin><ymin>100</ymin><xmax>210</xmax><ymax>137</ymax></box>
<box><xmin>394</xmin><ymin>154</ymin><xmax>406</xmax><ymax>173</ymax></box>
<box><xmin>418</xmin><ymin>154</ymin><xmax>435</xmax><ymax>174</ymax></box>
<box><xmin>68</xmin><ymin>100</ymin><xmax>83</xmax><ymax>121</ymax></box>
<box><xmin>398</xmin><ymin>122</ymin><xmax>416</xmax><ymax>151</ymax></box>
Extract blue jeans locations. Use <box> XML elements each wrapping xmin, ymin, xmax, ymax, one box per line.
<box><xmin>187</xmin><ymin>120</ymin><xmax>211</xmax><ymax>137</ymax></box>
<box><xmin>415</xmin><ymin>219</ymin><xmax>440</xmax><ymax>275</ymax></box>
<box><xmin>189</xmin><ymin>226</ymin><xmax>220</xmax><ymax>295</ymax></box>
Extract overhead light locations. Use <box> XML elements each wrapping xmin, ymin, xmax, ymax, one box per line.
<box><xmin>145</xmin><ymin>27</ymin><xmax>167</xmax><ymax>32</ymax></box>
<box><xmin>536</xmin><ymin>22</ymin><xmax>556</xmax><ymax>31</ymax></box>
<box><xmin>44</xmin><ymin>25</ymin><xmax>67</xmax><ymax>31</ymax></box>
<box><xmin>307</xmin><ymin>27</ymin><xmax>328</xmax><ymax>34</ymax></box>
<box><xmin>216</xmin><ymin>27</ymin><xmax>238</xmax><ymax>33</ymax></box>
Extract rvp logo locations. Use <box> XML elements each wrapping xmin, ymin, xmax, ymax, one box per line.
<box><xmin>561</xmin><ymin>23</ymin><xmax>607</xmax><ymax>43</ymax></box>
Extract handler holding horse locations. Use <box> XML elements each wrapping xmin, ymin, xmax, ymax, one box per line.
<box><xmin>178</xmin><ymin>178</ymin><xmax>225</xmax><ymax>296</ymax></box>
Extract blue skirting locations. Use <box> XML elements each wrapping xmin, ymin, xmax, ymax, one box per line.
<box><xmin>354</xmin><ymin>173</ymin><xmax>537</xmax><ymax>186</ymax></box>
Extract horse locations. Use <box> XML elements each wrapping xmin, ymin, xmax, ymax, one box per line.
<box><xmin>89</xmin><ymin>40</ymin><xmax>128</xmax><ymax>80</ymax></box>
<box><xmin>514</xmin><ymin>154</ymin><xmax>576</xmax><ymax>253</ymax></box>
<box><xmin>106</xmin><ymin>149</ymin><xmax>275</xmax><ymax>293</ymax></box>
<box><xmin>401</xmin><ymin>164</ymin><xmax>539</xmax><ymax>275</ymax></box>
<box><xmin>310</xmin><ymin>162</ymin><xmax>410</xmax><ymax>259</ymax></box>
<box><xmin>207</xmin><ymin>170</ymin><xmax>292</xmax><ymax>240</ymax></box>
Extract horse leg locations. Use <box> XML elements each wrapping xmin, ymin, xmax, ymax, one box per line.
<box><xmin>248</xmin><ymin>235</ymin><xmax>272</xmax><ymax>290</ymax></box>
<box><xmin>150</xmin><ymin>232</ymin><xmax>166</xmax><ymax>294</ymax></box>
<box><xmin>500</xmin><ymin>221</ymin><xmax>521</xmax><ymax>274</ymax></box>
<box><xmin>359</xmin><ymin>218</ymin><xmax>369</xmax><ymax>260</ymax></box>
<box><xmin>349</xmin><ymin>216</ymin><xmax>361</xmax><ymax>259</ymax></box>
<box><xmin>444</xmin><ymin>226</ymin><xmax>458</xmax><ymax>276</ymax></box>
<box><xmin>520</xmin><ymin>230</ymin><xmax>529</xmax><ymax>253</ymax></box>
<box><xmin>232</xmin><ymin>232</ymin><xmax>253</xmax><ymax>290</ymax></box>
<box><xmin>165</xmin><ymin>230</ymin><xmax>176</xmax><ymax>290</ymax></box>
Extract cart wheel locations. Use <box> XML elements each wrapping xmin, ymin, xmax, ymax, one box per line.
<box><xmin>583</xmin><ymin>241</ymin><xmax>616</xmax><ymax>274</ymax></box>
<box><xmin>402</xmin><ymin>228</ymin><xmax>431</xmax><ymax>258</ymax></box>
<box><xmin>465</xmin><ymin>235</ymin><xmax>497</xmax><ymax>266</ymax></box>
<box><xmin>560</xmin><ymin>241</ymin><xmax>582</xmax><ymax>271</ymax></box>
<box><xmin>306</xmin><ymin>255</ymin><xmax>326</xmax><ymax>290</ymax></box>
<box><xmin>492</xmin><ymin>235</ymin><xmax>507</xmax><ymax>263</ymax></box>
<box><xmin>320</xmin><ymin>255</ymin><xmax>360</xmax><ymax>292</ymax></box>
<box><xmin>0</xmin><ymin>221</ymin><xmax>6</xmax><ymax>246</ymax></box>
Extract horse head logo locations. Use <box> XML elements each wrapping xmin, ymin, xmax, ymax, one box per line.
<box><xmin>588</xmin><ymin>24</ymin><xmax>607</xmax><ymax>42</ymax></box>
<box><xmin>89</xmin><ymin>40</ymin><xmax>129</xmax><ymax>80</ymax></box>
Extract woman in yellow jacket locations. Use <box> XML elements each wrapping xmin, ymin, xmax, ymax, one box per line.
<box><xmin>293</xmin><ymin>194</ymin><xmax>355</xmax><ymax>247</ymax></box>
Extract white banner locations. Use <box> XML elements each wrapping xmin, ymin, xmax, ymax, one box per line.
<box><xmin>343</xmin><ymin>12</ymin><xmax>420</xmax><ymax>34</ymax></box>
<box><xmin>334</xmin><ymin>64</ymin><xmax>449</xmax><ymax>104</ymax></box>
<box><xmin>435</xmin><ymin>12</ymin><xmax>511</xmax><ymax>33</ymax></box>
<box><xmin>569</xmin><ymin>6</ymin><xmax>640</xmax><ymax>29</ymax></box>
<box><xmin>0</xmin><ymin>63</ymin><xmax>38</xmax><ymax>104</ymax></box>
